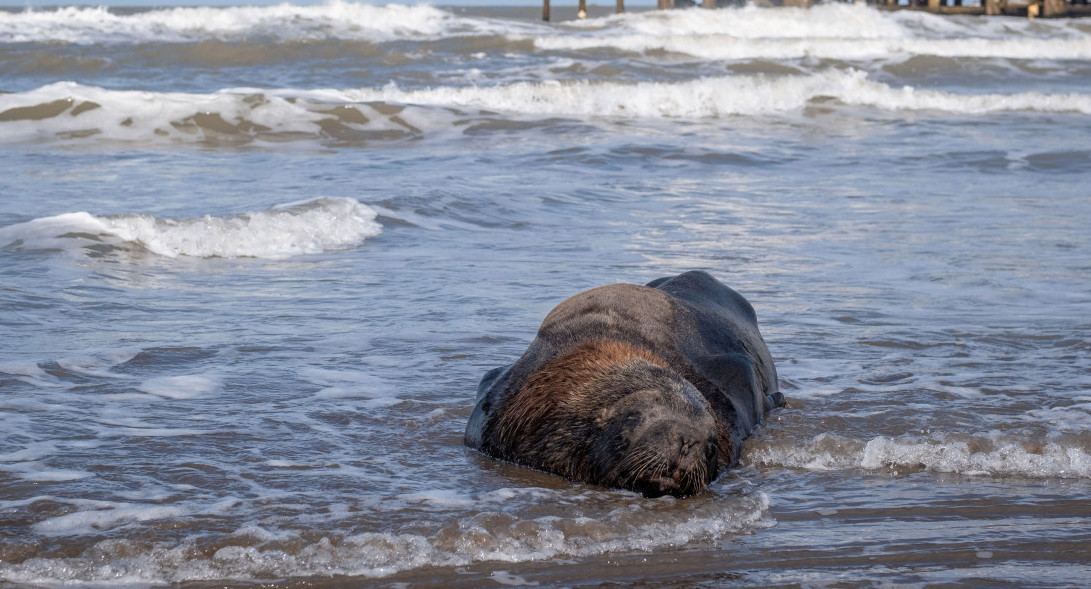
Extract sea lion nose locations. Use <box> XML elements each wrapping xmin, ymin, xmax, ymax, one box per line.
<box><xmin>679</xmin><ymin>436</ymin><xmax>700</xmax><ymax>456</ymax></box>
<box><xmin>671</xmin><ymin>434</ymin><xmax>705</xmax><ymax>474</ymax></box>
<box><xmin>647</xmin><ymin>421</ymin><xmax>706</xmax><ymax>465</ymax></box>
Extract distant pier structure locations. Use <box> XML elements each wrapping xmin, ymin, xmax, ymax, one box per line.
<box><xmin>542</xmin><ymin>0</ymin><xmax>1091</xmax><ymax>20</ymax></box>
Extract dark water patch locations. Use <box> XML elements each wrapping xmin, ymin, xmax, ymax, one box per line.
<box><xmin>858</xmin><ymin>338</ymin><xmax>953</xmax><ymax>350</ymax></box>
<box><xmin>606</xmin><ymin>144</ymin><xmax>785</xmax><ymax>167</ymax></box>
<box><xmin>113</xmin><ymin>347</ymin><xmax>218</xmax><ymax>374</ymax></box>
<box><xmin>536</xmin><ymin>145</ymin><xmax>621</xmax><ymax>170</ymax></box>
<box><xmin>460</xmin><ymin>116</ymin><xmax>562</xmax><ymax>135</ymax></box>
<box><xmin>1020</xmin><ymin>150</ymin><xmax>1091</xmax><ymax>173</ymax></box>
<box><xmin>727</xmin><ymin>59</ymin><xmax>806</xmax><ymax>76</ymax></box>
<box><xmin>663</xmin><ymin>148</ymin><xmax>784</xmax><ymax>167</ymax></box>
<box><xmin>0</xmin><ymin>98</ymin><xmax>75</xmax><ymax>121</ymax></box>
<box><xmin>879</xmin><ymin>54</ymin><xmax>1027</xmax><ymax>85</ymax></box>
<box><xmin>858</xmin><ymin>370</ymin><xmax>916</xmax><ymax>386</ymax></box>
<box><xmin>130</xmin><ymin>39</ymin><xmax>384</xmax><ymax>68</ymax></box>
<box><xmin>0</xmin><ymin>47</ymin><xmax>112</xmax><ymax>78</ymax></box>
<box><xmin>923</xmin><ymin>149</ymin><xmax>1013</xmax><ymax>173</ymax></box>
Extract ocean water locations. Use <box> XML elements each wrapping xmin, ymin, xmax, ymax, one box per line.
<box><xmin>2</xmin><ymin>1</ymin><xmax>1090</xmax><ymax>586</ymax></box>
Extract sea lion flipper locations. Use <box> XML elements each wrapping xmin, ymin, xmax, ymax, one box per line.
<box><xmin>466</xmin><ymin>364</ymin><xmax>512</xmax><ymax>450</ymax></box>
<box><xmin>694</xmin><ymin>352</ymin><xmax>765</xmax><ymax>434</ymax></box>
<box><xmin>764</xmin><ymin>391</ymin><xmax>786</xmax><ymax>412</ymax></box>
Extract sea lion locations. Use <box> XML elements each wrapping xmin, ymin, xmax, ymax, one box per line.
<box><xmin>465</xmin><ymin>270</ymin><xmax>784</xmax><ymax>498</ymax></box>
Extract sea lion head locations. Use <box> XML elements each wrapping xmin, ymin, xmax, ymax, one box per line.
<box><xmin>484</xmin><ymin>340</ymin><xmax>721</xmax><ymax>498</ymax></box>
<box><xmin>586</xmin><ymin>359</ymin><xmax>720</xmax><ymax>498</ymax></box>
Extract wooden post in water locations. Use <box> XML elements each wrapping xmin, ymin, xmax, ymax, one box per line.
<box><xmin>543</xmin><ymin>0</ymin><xmax>549</xmax><ymax>21</ymax></box>
<box><xmin>703</xmin><ymin>0</ymin><xmax>716</xmax><ymax>8</ymax></box>
<box><xmin>985</xmin><ymin>0</ymin><xmax>1002</xmax><ymax>15</ymax></box>
<box><xmin>658</xmin><ymin>0</ymin><xmax>675</xmax><ymax>9</ymax></box>
<box><xmin>618</xmin><ymin>0</ymin><xmax>625</xmax><ymax>14</ymax></box>
<box><xmin>927</xmin><ymin>0</ymin><xmax>940</xmax><ymax>10</ymax></box>
<box><xmin>578</xmin><ymin>0</ymin><xmax>587</xmax><ymax>19</ymax></box>
<box><xmin>1043</xmin><ymin>0</ymin><xmax>1068</xmax><ymax>16</ymax></box>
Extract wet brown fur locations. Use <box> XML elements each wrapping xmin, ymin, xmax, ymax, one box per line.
<box><xmin>487</xmin><ymin>339</ymin><xmax>669</xmax><ymax>480</ymax></box>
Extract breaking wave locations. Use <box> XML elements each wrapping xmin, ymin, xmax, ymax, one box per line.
<box><xmin>0</xmin><ymin>197</ymin><xmax>382</xmax><ymax>259</ymax></box>
<box><xmin>2</xmin><ymin>73</ymin><xmax>1089</xmax><ymax>147</ymax></box>
<box><xmin>747</xmin><ymin>431</ymin><xmax>1091</xmax><ymax>479</ymax></box>
<box><xmin>0</xmin><ymin>489</ymin><xmax>770</xmax><ymax>584</ymax></box>
<box><xmin>0</xmin><ymin>1</ymin><xmax>531</xmax><ymax>45</ymax></box>
<box><xmin>536</xmin><ymin>3</ymin><xmax>1091</xmax><ymax>61</ymax></box>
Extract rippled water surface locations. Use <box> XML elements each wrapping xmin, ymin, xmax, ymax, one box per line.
<box><xmin>2</xmin><ymin>2</ymin><xmax>1090</xmax><ymax>587</ymax></box>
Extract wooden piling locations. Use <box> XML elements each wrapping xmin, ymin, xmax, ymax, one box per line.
<box><xmin>542</xmin><ymin>0</ymin><xmax>549</xmax><ymax>21</ymax></box>
<box><xmin>1043</xmin><ymin>0</ymin><xmax>1069</xmax><ymax>15</ymax></box>
<box><xmin>617</xmin><ymin>0</ymin><xmax>625</xmax><ymax>14</ymax></box>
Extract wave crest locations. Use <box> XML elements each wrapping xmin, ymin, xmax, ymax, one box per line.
<box><xmin>0</xmin><ymin>1</ymin><xmax>508</xmax><ymax>44</ymax></box>
<box><xmin>0</xmin><ymin>197</ymin><xmax>382</xmax><ymax>259</ymax></box>
<box><xmin>2</xmin><ymin>73</ymin><xmax>1090</xmax><ymax>148</ymax></box>
<box><xmin>746</xmin><ymin>432</ymin><xmax>1091</xmax><ymax>479</ymax></box>
<box><xmin>0</xmin><ymin>490</ymin><xmax>770</xmax><ymax>584</ymax></box>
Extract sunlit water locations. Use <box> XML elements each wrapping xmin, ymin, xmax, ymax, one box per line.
<box><xmin>1</xmin><ymin>2</ymin><xmax>1090</xmax><ymax>587</ymax></box>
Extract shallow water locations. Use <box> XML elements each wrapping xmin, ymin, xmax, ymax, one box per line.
<box><xmin>2</xmin><ymin>2</ymin><xmax>1090</xmax><ymax>587</ymax></box>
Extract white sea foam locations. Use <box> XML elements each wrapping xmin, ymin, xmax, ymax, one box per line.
<box><xmin>536</xmin><ymin>5</ymin><xmax>1091</xmax><ymax>61</ymax></box>
<box><xmin>747</xmin><ymin>433</ymin><xmax>1091</xmax><ymax>479</ymax></box>
<box><xmin>0</xmin><ymin>197</ymin><xmax>382</xmax><ymax>259</ymax></box>
<box><xmin>536</xmin><ymin>32</ymin><xmax>1091</xmax><ymax>62</ymax></box>
<box><xmin>0</xmin><ymin>82</ymin><xmax>428</xmax><ymax>145</ymax></box>
<box><xmin>567</xmin><ymin>3</ymin><xmax>910</xmax><ymax>40</ymax></box>
<box><xmin>5</xmin><ymin>1</ymin><xmax>1087</xmax><ymax>64</ymax></box>
<box><xmin>1023</xmin><ymin>399</ymin><xmax>1091</xmax><ymax>434</ymax></box>
<box><xmin>3</xmin><ymin>464</ymin><xmax>94</xmax><ymax>483</ymax></box>
<box><xmin>0</xmin><ymin>361</ymin><xmax>50</xmax><ymax>379</ymax></box>
<box><xmin>0</xmin><ymin>361</ymin><xmax>62</xmax><ymax>388</ymax></box>
<box><xmin>0</xmin><ymin>442</ymin><xmax>56</xmax><ymax>463</ymax></box>
<box><xmin>138</xmin><ymin>374</ymin><xmax>222</xmax><ymax>400</ymax></box>
<box><xmin>301</xmin><ymin>366</ymin><xmax>401</xmax><ymax>405</ymax></box>
<box><xmin>0</xmin><ymin>1</ymin><xmax>521</xmax><ymax>44</ymax></box>
<box><xmin>0</xmin><ymin>444</ymin><xmax>95</xmax><ymax>483</ymax></box>
<box><xmin>32</xmin><ymin>504</ymin><xmax>189</xmax><ymax>535</ymax></box>
<box><xmin>54</xmin><ymin>349</ymin><xmax>142</xmax><ymax>379</ymax></box>
<box><xmin>327</xmin><ymin>70</ymin><xmax>1091</xmax><ymax>116</ymax></box>
<box><xmin>2</xmin><ymin>73</ymin><xmax>1088</xmax><ymax>148</ymax></box>
<box><xmin>1</xmin><ymin>491</ymin><xmax>771</xmax><ymax>584</ymax></box>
